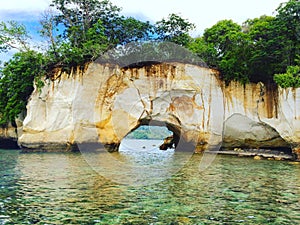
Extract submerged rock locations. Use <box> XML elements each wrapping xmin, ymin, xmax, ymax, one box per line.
<box><xmin>254</xmin><ymin>155</ymin><xmax>262</xmax><ymax>160</ymax></box>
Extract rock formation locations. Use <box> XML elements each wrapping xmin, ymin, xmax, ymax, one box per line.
<box><xmin>160</xmin><ymin>135</ymin><xmax>176</xmax><ymax>150</ymax></box>
<box><xmin>223</xmin><ymin>113</ymin><xmax>290</xmax><ymax>150</ymax></box>
<box><xmin>8</xmin><ymin>62</ymin><xmax>300</xmax><ymax>160</ymax></box>
<box><xmin>0</xmin><ymin>122</ymin><xmax>20</xmax><ymax>149</ymax></box>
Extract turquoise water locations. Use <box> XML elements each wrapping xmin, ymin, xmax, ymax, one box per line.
<box><xmin>0</xmin><ymin>144</ymin><xmax>299</xmax><ymax>224</ymax></box>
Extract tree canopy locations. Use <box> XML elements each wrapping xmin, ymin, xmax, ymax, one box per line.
<box><xmin>0</xmin><ymin>21</ymin><xmax>31</xmax><ymax>52</ymax></box>
<box><xmin>0</xmin><ymin>0</ymin><xmax>195</xmax><ymax>126</ymax></box>
<box><xmin>0</xmin><ymin>51</ymin><xmax>45</xmax><ymax>126</ymax></box>
<box><xmin>186</xmin><ymin>0</ymin><xmax>300</xmax><ymax>84</ymax></box>
<box><xmin>156</xmin><ymin>13</ymin><xmax>195</xmax><ymax>46</ymax></box>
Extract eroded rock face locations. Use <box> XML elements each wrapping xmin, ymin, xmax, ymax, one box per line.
<box><xmin>19</xmin><ymin>63</ymin><xmax>224</xmax><ymax>152</ymax></box>
<box><xmin>223</xmin><ymin>114</ymin><xmax>290</xmax><ymax>149</ymax></box>
<box><xmin>223</xmin><ymin>82</ymin><xmax>300</xmax><ymax>159</ymax></box>
<box><xmin>95</xmin><ymin>63</ymin><xmax>224</xmax><ymax>151</ymax></box>
<box><xmin>17</xmin><ymin>62</ymin><xmax>300</xmax><ymax>159</ymax></box>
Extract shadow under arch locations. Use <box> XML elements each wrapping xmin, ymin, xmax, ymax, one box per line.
<box><xmin>222</xmin><ymin>113</ymin><xmax>293</xmax><ymax>156</ymax></box>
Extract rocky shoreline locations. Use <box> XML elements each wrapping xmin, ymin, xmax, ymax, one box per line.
<box><xmin>206</xmin><ymin>148</ymin><xmax>296</xmax><ymax>161</ymax></box>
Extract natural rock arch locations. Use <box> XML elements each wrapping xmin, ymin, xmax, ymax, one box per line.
<box><xmin>95</xmin><ymin>62</ymin><xmax>224</xmax><ymax>152</ymax></box>
<box><xmin>18</xmin><ymin>62</ymin><xmax>300</xmax><ymax>160</ymax></box>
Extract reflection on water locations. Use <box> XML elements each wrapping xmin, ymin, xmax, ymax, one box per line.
<box><xmin>0</xmin><ymin>145</ymin><xmax>299</xmax><ymax>224</ymax></box>
<box><xmin>79</xmin><ymin>139</ymin><xmax>194</xmax><ymax>186</ymax></box>
<box><xmin>119</xmin><ymin>139</ymin><xmax>176</xmax><ymax>165</ymax></box>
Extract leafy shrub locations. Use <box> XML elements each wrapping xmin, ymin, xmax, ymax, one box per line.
<box><xmin>274</xmin><ymin>65</ymin><xmax>300</xmax><ymax>88</ymax></box>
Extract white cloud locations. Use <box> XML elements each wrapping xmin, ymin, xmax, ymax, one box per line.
<box><xmin>0</xmin><ymin>0</ymin><xmax>51</xmax><ymax>21</ymax></box>
<box><xmin>0</xmin><ymin>0</ymin><xmax>50</xmax><ymax>11</ymax></box>
<box><xmin>111</xmin><ymin>0</ymin><xmax>284</xmax><ymax>35</ymax></box>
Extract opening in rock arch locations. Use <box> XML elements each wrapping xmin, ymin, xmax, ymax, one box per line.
<box><xmin>117</xmin><ymin>122</ymin><xmax>180</xmax><ymax>168</ymax></box>
<box><xmin>119</xmin><ymin>118</ymin><xmax>185</xmax><ymax>152</ymax></box>
<box><xmin>119</xmin><ymin>125</ymin><xmax>174</xmax><ymax>152</ymax></box>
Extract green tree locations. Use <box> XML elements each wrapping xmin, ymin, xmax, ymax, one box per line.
<box><xmin>46</xmin><ymin>0</ymin><xmax>114</xmax><ymax>66</ymax></box>
<box><xmin>50</xmin><ymin>0</ymin><xmax>119</xmax><ymax>45</ymax></box>
<box><xmin>0</xmin><ymin>21</ymin><xmax>31</xmax><ymax>52</ymax></box>
<box><xmin>276</xmin><ymin>0</ymin><xmax>300</xmax><ymax>66</ymax></box>
<box><xmin>274</xmin><ymin>65</ymin><xmax>300</xmax><ymax>88</ymax></box>
<box><xmin>156</xmin><ymin>13</ymin><xmax>195</xmax><ymax>46</ymax></box>
<box><xmin>47</xmin><ymin>0</ymin><xmax>154</xmax><ymax>67</ymax></box>
<box><xmin>0</xmin><ymin>51</ymin><xmax>45</xmax><ymax>125</ymax></box>
<box><xmin>203</xmin><ymin>20</ymin><xmax>241</xmax><ymax>55</ymax></box>
<box><xmin>243</xmin><ymin>16</ymin><xmax>284</xmax><ymax>82</ymax></box>
<box><xmin>39</xmin><ymin>9</ymin><xmax>62</xmax><ymax>61</ymax></box>
<box><xmin>203</xmin><ymin>20</ymin><xmax>250</xmax><ymax>83</ymax></box>
<box><xmin>187</xmin><ymin>37</ymin><xmax>216</xmax><ymax>66</ymax></box>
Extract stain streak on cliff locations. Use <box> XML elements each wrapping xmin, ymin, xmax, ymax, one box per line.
<box><xmin>96</xmin><ymin>67</ymin><xmax>128</xmax><ymax>121</ymax></box>
<box><xmin>207</xmin><ymin>78</ymin><xmax>212</xmax><ymax>129</ymax></box>
<box><xmin>265</xmin><ymin>83</ymin><xmax>279</xmax><ymax>119</ymax></box>
<box><xmin>292</xmin><ymin>89</ymin><xmax>297</xmax><ymax>120</ymax></box>
<box><xmin>199</xmin><ymin>91</ymin><xmax>205</xmax><ymax>130</ymax></box>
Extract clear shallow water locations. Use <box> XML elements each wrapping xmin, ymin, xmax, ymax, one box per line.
<box><xmin>0</xmin><ymin>143</ymin><xmax>300</xmax><ymax>224</ymax></box>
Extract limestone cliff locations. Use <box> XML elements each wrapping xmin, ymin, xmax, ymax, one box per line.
<box><xmin>16</xmin><ymin>62</ymin><xmax>300</xmax><ymax>159</ymax></box>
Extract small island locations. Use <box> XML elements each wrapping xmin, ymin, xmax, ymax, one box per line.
<box><xmin>0</xmin><ymin>1</ymin><xmax>300</xmax><ymax>223</ymax></box>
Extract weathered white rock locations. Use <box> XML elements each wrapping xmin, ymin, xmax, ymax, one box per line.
<box><xmin>19</xmin><ymin>63</ymin><xmax>224</xmax><ymax>152</ymax></box>
<box><xmin>16</xmin><ymin>62</ymin><xmax>300</xmax><ymax>159</ymax></box>
<box><xmin>223</xmin><ymin>81</ymin><xmax>300</xmax><ymax>158</ymax></box>
<box><xmin>223</xmin><ymin>113</ymin><xmax>289</xmax><ymax>149</ymax></box>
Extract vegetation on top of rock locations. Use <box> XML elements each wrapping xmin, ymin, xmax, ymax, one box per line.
<box><xmin>0</xmin><ymin>0</ymin><xmax>300</xmax><ymax>125</ymax></box>
<box><xmin>0</xmin><ymin>51</ymin><xmax>45</xmax><ymax>126</ymax></box>
<box><xmin>0</xmin><ymin>0</ymin><xmax>194</xmax><ymax>126</ymax></box>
